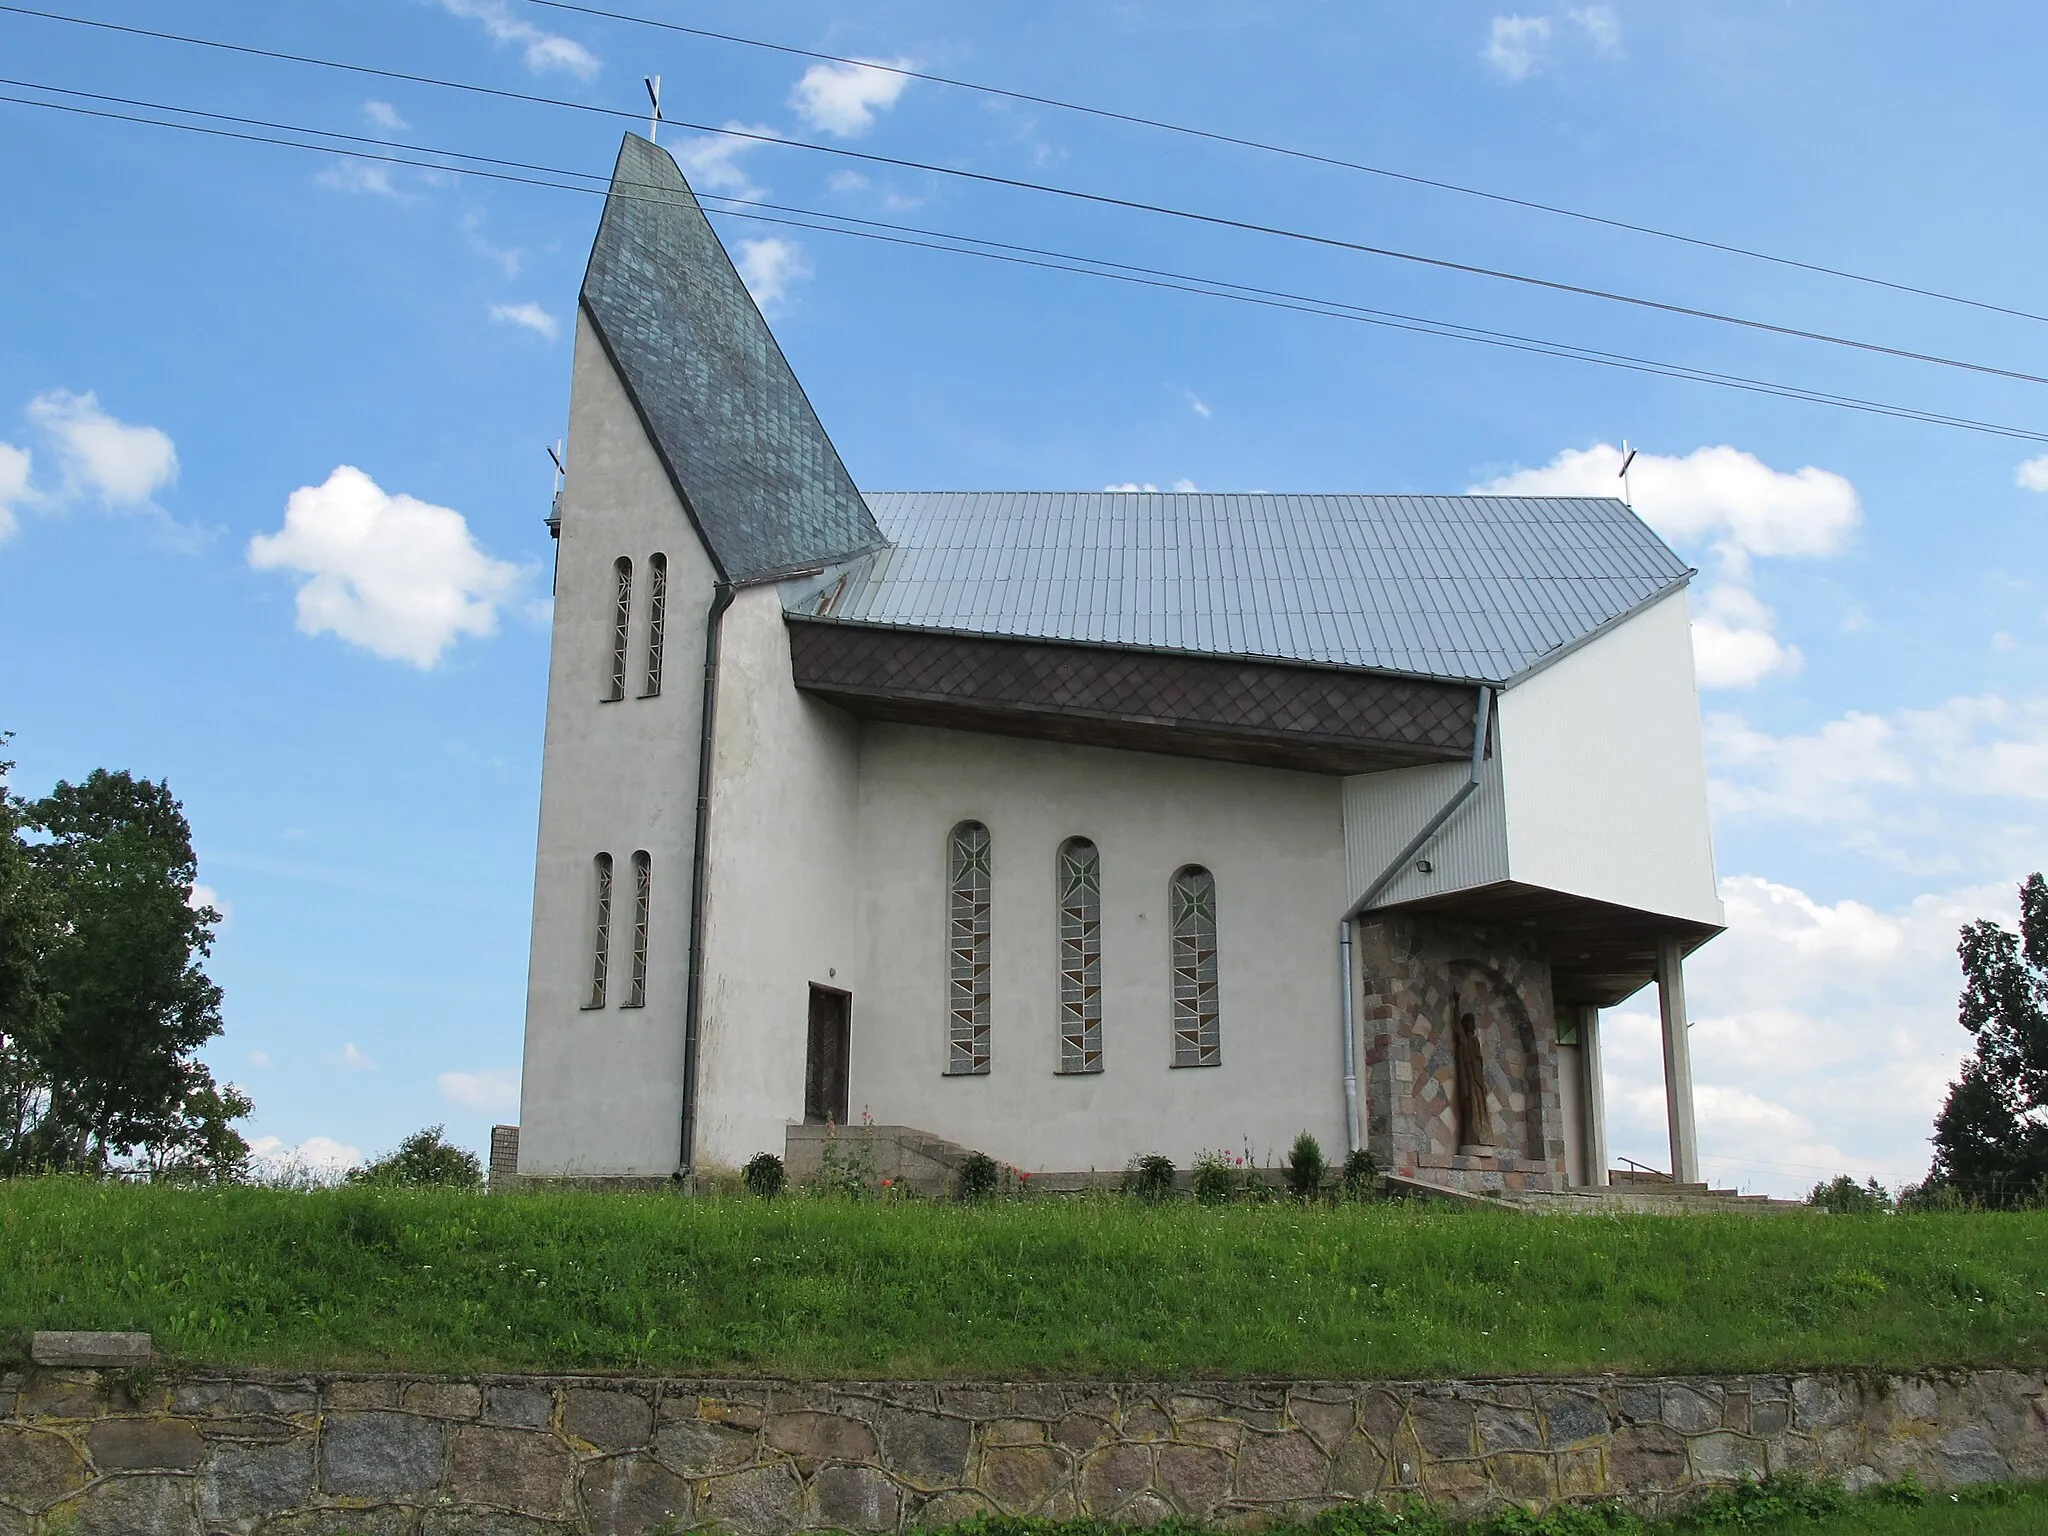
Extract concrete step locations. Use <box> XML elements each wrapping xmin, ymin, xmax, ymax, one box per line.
<box><xmin>783</xmin><ymin>1122</ymin><xmax>984</xmax><ymax>1195</ymax></box>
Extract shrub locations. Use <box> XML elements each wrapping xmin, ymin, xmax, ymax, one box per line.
<box><xmin>742</xmin><ymin>1152</ymin><xmax>785</xmax><ymax>1199</ymax></box>
<box><xmin>1286</xmin><ymin>1132</ymin><xmax>1327</xmax><ymax>1201</ymax></box>
<box><xmin>956</xmin><ymin>1151</ymin><xmax>999</xmax><ymax>1201</ymax></box>
<box><xmin>1341</xmin><ymin>1147</ymin><xmax>1382</xmax><ymax>1202</ymax></box>
<box><xmin>1806</xmin><ymin>1174</ymin><xmax>1893</xmax><ymax>1214</ymax></box>
<box><xmin>1192</xmin><ymin>1151</ymin><xmax>1236</xmax><ymax>1205</ymax></box>
<box><xmin>1126</xmin><ymin>1153</ymin><xmax>1176</xmax><ymax>1204</ymax></box>
<box><xmin>346</xmin><ymin>1126</ymin><xmax>480</xmax><ymax>1190</ymax></box>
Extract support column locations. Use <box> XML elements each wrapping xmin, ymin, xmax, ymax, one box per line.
<box><xmin>1656</xmin><ymin>937</ymin><xmax>1700</xmax><ymax>1185</ymax></box>
<box><xmin>1578</xmin><ymin>1004</ymin><xmax>1608</xmax><ymax>1188</ymax></box>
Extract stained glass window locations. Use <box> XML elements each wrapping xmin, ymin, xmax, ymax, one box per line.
<box><xmin>585</xmin><ymin>852</ymin><xmax>614</xmax><ymax>1009</ymax></box>
<box><xmin>947</xmin><ymin>821</ymin><xmax>992</xmax><ymax>1074</ymax></box>
<box><xmin>1057</xmin><ymin>837</ymin><xmax>1103</xmax><ymax>1074</ymax></box>
<box><xmin>1170</xmin><ymin>865</ymin><xmax>1219</xmax><ymax>1067</ymax></box>
<box><xmin>607</xmin><ymin>557</ymin><xmax>632</xmax><ymax>701</ymax></box>
<box><xmin>642</xmin><ymin>553</ymin><xmax>667</xmax><ymax>698</ymax></box>
<box><xmin>625</xmin><ymin>850</ymin><xmax>651</xmax><ymax>1008</ymax></box>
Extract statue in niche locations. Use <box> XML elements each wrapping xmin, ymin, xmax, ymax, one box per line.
<box><xmin>1453</xmin><ymin>1006</ymin><xmax>1496</xmax><ymax>1151</ymax></box>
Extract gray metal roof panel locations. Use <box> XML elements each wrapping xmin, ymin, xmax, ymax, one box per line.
<box><xmin>581</xmin><ymin>136</ymin><xmax>882</xmax><ymax>581</ymax></box>
<box><xmin>803</xmin><ymin>491</ymin><xmax>1690</xmax><ymax>684</ymax></box>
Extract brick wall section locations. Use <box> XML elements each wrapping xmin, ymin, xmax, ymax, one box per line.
<box><xmin>1</xmin><ymin>1367</ymin><xmax>2043</xmax><ymax>1533</ymax></box>
<box><xmin>1356</xmin><ymin>915</ymin><xmax>1570</xmax><ymax>1195</ymax></box>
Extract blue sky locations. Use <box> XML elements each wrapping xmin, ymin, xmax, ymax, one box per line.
<box><xmin>4</xmin><ymin>1</ymin><xmax>2046</xmax><ymax>1194</ymax></box>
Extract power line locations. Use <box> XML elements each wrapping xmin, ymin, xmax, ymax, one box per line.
<box><xmin>523</xmin><ymin>0</ymin><xmax>2048</xmax><ymax>329</ymax></box>
<box><xmin>4</xmin><ymin>4</ymin><xmax>2045</xmax><ymax>390</ymax></box>
<box><xmin>6</xmin><ymin>80</ymin><xmax>2046</xmax><ymax>445</ymax></box>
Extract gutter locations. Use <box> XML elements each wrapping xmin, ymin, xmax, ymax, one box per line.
<box><xmin>1336</xmin><ymin>684</ymin><xmax>1493</xmax><ymax>1156</ymax></box>
<box><xmin>678</xmin><ymin>579</ymin><xmax>736</xmax><ymax>1178</ymax></box>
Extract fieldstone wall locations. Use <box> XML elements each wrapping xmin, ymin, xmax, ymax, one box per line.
<box><xmin>1356</xmin><ymin>915</ymin><xmax>1569</xmax><ymax>1195</ymax></box>
<box><xmin>2</xmin><ymin>1366</ymin><xmax>2044</xmax><ymax>1533</ymax></box>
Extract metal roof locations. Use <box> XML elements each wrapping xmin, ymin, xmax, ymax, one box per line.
<box><xmin>795</xmin><ymin>491</ymin><xmax>1692</xmax><ymax>685</ymax></box>
<box><xmin>581</xmin><ymin>136</ymin><xmax>883</xmax><ymax>581</ymax></box>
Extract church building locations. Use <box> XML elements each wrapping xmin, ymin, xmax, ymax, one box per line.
<box><xmin>512</xmin><ymin>136</ymin><xmax>1724</xmax><ymax>1196</ymax></box>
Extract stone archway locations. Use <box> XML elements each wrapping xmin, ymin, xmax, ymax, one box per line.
<box><xmin>1446</xmin><ymin>958</ymin><xmax>1544</xmax><ymax>1162</ymax></box>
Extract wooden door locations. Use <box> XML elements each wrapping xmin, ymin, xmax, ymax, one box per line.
<box><xmin>804</xmin><ymin>985</ymin><xmax>851</xmax><ymax>1125</ymax></box>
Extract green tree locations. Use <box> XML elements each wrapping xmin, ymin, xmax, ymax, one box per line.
<box><xmin>0</xmin><ymin>741</ymin><xmax>60</xmax><ymax>1166</ymax></box>
<box><xmin>1927</xmin><ymin>873</ymin><xmax>2048</xmax><ymax>1205</ymax></box>
<box><xmin>348</xmin><ymin>1125</ymin><xmax>483</xmax><ymax>1189</ymax></box>
<box><xmin>21</xmin><ymin>769</ymin><xmax>234</xmax><ymax>1172</ymax></box>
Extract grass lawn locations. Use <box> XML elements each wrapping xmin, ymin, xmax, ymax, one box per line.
<box><xmin>2</xmin><ymin>1179</ymin><xmax>2044</xmax><ymax>1378</ymax></box>
<box><xmin>944</xmin><ymin>1482</ymin><xmax>2048</xmax><ymax>1533</ymax></box>
<box><xmin>1793</xmin><ymin>1491</ymin><xmax>2048</xmax><ymax>1535</ymax></box>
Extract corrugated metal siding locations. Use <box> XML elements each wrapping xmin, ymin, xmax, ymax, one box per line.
<box><xmin>805</xmin><ymin>492</ymin><xmax>1689</xmax><ymax>684</ymax></box>
<box><xmin>1342</xmin><ymin>752</ymin><xmax>1510</xmax><ymax>908</ymax></box>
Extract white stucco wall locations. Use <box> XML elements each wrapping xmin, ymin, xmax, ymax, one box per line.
<box><xmin>847</xmin><ymin>725</ymin><xmax>1351</xmax><ymax>1173</ymax></box>
<box><xmin>1497</xmin><ymin>589</ymin><xmax>1724</xmax><ymax>928</ymax></box>
<box><xmin>693</xmin><ymin>585</ymin><xmax>864</xmax><ymax>1170</ymax></box>
<box><xmin>517</xmin><ymin>311</ymin><xmax>720</xmax><ymax>1177</ymax></box>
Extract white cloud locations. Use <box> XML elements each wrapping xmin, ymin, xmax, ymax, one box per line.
<box><xmin>362</xmin><ymin>100</ymin><xmax>408</xmax><ymax>134</ymax></box>
<box><xmin>1475</xmin><ymin>442</ymin><xmax>1859</xmax><ymax>690</ymax></box>
<box><xmin>1710</xmin><ymin>693</ymin><xmax>2048</xmax><ymax>830</ymax></box>
<box><xmin>186</xmin><ymin>882</ymin><xmax>229</xmax><ymax>923</ymax></box>
<box><xmin>789</xmin><ymin>58</ymin><xmax>914</xmax><ymax>137</ymax></box>
<box><xmin>489</xmin><ymin>301</ymin><xmax>559</xmax><ymax>341</ymax></box>
<box><xmin>1474</xmin><ymin>442</ymin><xmax>1859</xmax><ymax>572</ymax></box>
<box><xmin>1105</xmin><ymin>482</ymin><xmax>1159</xmax><ymax>493</ymax></box>
<box><xmin>440</xmin><ymin>1067</ymin><xmax>519</xmax><ymax>1112</ymax></box>
<box><xmin>668</xmin><ymin>125</ymin><xmax>780</xmax><ymax>202</ymax></box>
<box><xmin>1691</xmin><ymin>583</ymin><xmax>1802</xmax><ymax>689</ymax></box>
<box><xmin>462</xmin><ymin>212</ymin><xmax>522</xmax><ymax>279</ymax></box>
<box><xmin>247</xmin><ymin>1051</ymin><xmax>271</xmax><ymax>1068</ymax></box>
<box><xmin>26</xmin><ymin>389</ymin><xmax>177</xmax><ymax>506</ymax></box>
<box><xmin>1569</xmin><ymin>5</ymin><xmax>1623</xmax><ymax>54</ymax></box>
<box><xmin>735</xmin><ymin>237</ymin><xmax>812</xmax><ymax>313</ymax></box>
<box><xmin>1184</xmin><ymin>391</ymin><xmax>1212</xmax><ymax>419</ymax></box>
<box><xmin>1483</xmin><ymin>15</ymin><xmax>1552</xmax><ymax>79</ymax></box>
<box><xmin>0</xmin><ymin>440</ymin><xmax>28</xmax><ymax>542</ymax></box>
<box><xmin>1600</xmin><ymin>873</ymin><xmax>2007</xmax><ymax>1195</ymax></box>
<box><xmin>2018</xmin><ymin>455</ymin><xmax>2048</xmax><ymax>492</ymax></box>
<box><xmin>317</xmin><ymin>158</ymin><xmax>403</xmax><ymax>198</ymax></box>
<box><xmin>248</xmin><ymin>466</ymin><xmax>522</xmax><ymax>669</ymax></box>
<box><xmin>432</xmin><ymin>0</ymin><xmax>597</xmax><ymax>78</ymax></box>
<box><xmin>326</xmin><ymin>1042</ymin><xmax>377</xmax><ymax>1071</ymax></box>
<box><xmin>1172</xmin><ymin>479</ymin><xmax>1198</xmax><ymax>493</ymax></box>
<box><xmin>250</xmin><ymin>1134</ymin><xmax>362</xmax><ymax>1179</ymax></box>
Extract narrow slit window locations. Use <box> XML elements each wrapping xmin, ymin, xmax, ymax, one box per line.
<box><xmin>585</xmin><ymin>852</ymin><xmax>614</xmax><ymax>1009</ymax></box>
<box><xmin>1170</xmin><ymin>865</ymin><xmax>1220</xmax><ymax>1067</ymax></box>
<box><xmin>625</xmin><ymin>850</ymin><xmax>651</xmax><ymax>1008</ymax></box>
<box><xmin>641</xmin><ymin>553</ymin><xmax>667</xmax><ymax>698</ymax></box>
<box><xmin>606</xmin><ymin>557</ymin><xmax>632</xmax><ymax>701</ymax></box>
<box><xmin>1057</xmin><ymin>837</ymin><xmax>1103</xmax><ymax>1074</ymax></box>
<box><xmin>947</xmin><ymin>821</ymin><xmax>992</xmax><ymax>1075</ymax></box>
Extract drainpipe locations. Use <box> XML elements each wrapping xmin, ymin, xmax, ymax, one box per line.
<box><xmin>678</xmin><ymin>579</ymin><xmax>735</xmax><ymax>1178</ymax></box>
<box><xmin>1336</xmin><ymin>684</ymin><xmax>1493</xmax><ymax>1159</ymax></box>
<box><xmin>1339</xmin><ymin>919</ymin><xmax>1361</xmax><ymax>1154</ymax></box>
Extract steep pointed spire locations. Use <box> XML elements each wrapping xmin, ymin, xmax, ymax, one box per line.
<box><xmin>580</xmin><ymin>134</ymin><xmax>883</xmax><ymax>581</ymax></box>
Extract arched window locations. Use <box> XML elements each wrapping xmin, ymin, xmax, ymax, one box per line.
<box><xmin>585</xmin><ymin>852</ymin><xmax>614</xmax><ymax>1009</ymax></box>
<box><xmin>947</xmin><ymin>821</ymin><xmax>992</xmax><ymax>1075</ymax></box>
<box><xmin>625</xmin><ymin>851</ymin><xmax>651</xmax><ymax>1008</ymax></box>
<box><xmin>606</xmin><ymin>557</ymin><xmax>632</xmax><ymax>701</ymax></box>
<box><xmin>641</xmin><ymin>553</ymin><xmax>667</xmax><ymax>698</ymax></box>
<box><xmin>1057</xmin><ymin>837</ymin><xmax>1103</xmax><ymax>1074</ymax></box>
<box><xmin>1169</xmin><ymin>865</ymin><xmax>1220</xmax><ymax>1067</ymax></box>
